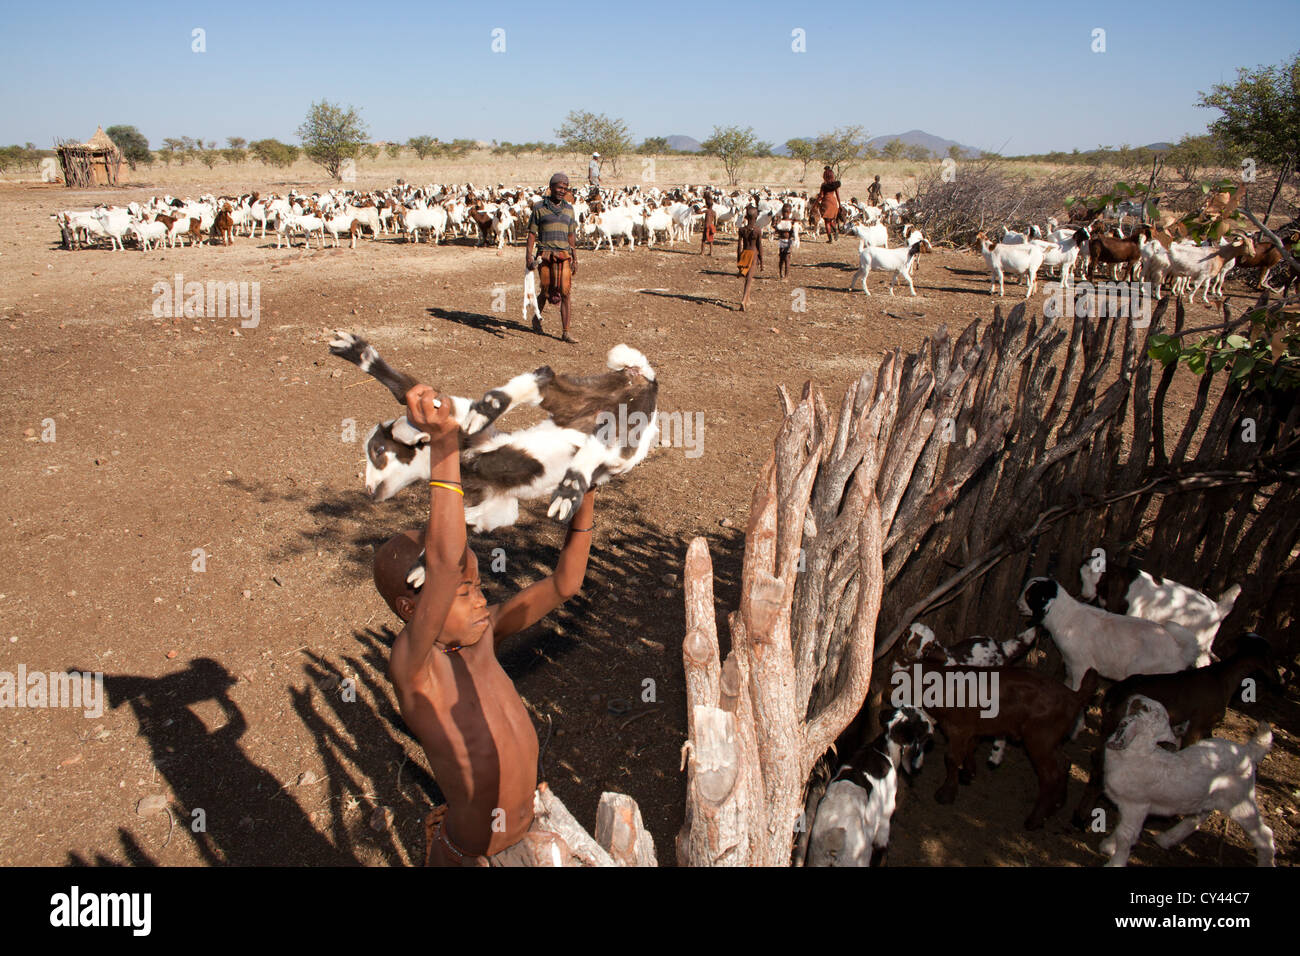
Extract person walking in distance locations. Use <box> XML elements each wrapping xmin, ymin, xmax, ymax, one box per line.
<box><xmin>773</xmin><ymin>202</ymin><xmax>796</xmax><ymax>280</ymax></box>
<box><xmin>737</xmin><ymin>207</ymin><xmax>763</xmax><ymax>311</ymax></box>
<box><xmin>700</xmin><ymin>194</ymin><xmax>717</xmax><ymax>256</ymax></box>
<box><xmin>588</xmin><ymin>152</ymin><xmax>601</xmax><ymax>189</ymax></box>
<box><xmin>819</xmin><ymin>166</ymin><xmax>843</xmax><ymax>243</ymax></box>
<box><xmin>526</xmin><ymin>172</ymin><xmax>579</xmax><ymax>344</ymax></box>
<box><xmin>867</xmin><ymin>174</ymin><xmax>883</xmax><ymax>209</ymax></box>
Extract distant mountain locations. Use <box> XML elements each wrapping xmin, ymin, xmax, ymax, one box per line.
<box><xmin>865</xmin><ymin>130</ymin><xmax>983</xmax><ymax>158</ymax></box>
<box><xmin>773</xmin><ymin>130</ymin><xmax>983</xmax><ymax>158</ymax></box>
<box><xmin>666</xmin><ymin>135</ymin><xmax>703</xmax><ymax>153</ymax></box>
<box><xmin>1145</xmin><ymin>142</ymin><xmax>1174</xmax><ymax>152</ymax></box>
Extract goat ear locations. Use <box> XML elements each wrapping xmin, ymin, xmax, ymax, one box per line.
<box><xmin>390</xmin><ymin>416</ymin><xmax>431</xmax><ymax>446</ymax></box>
<box><xmin>1170</xmin><ymin>720</ymin><xmax>1190</xmax><ymax>742</ymax></box>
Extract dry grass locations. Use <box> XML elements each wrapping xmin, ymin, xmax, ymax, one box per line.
<box><xmin>1</xmin><ymin>149</ymin><xmax>1068</xmax><ymax>203</ymax></box>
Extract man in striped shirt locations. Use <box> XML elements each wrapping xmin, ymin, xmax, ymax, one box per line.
<box><xmin>526</xmin><ymin>172</ymin><xmax>579</xmax><ymax>343</ymax></box>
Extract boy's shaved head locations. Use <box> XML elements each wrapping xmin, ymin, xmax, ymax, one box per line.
<box><xmin>374</xmin><ymin>530</ymin><xmax>424</xmax><ymax>620</ymax></box>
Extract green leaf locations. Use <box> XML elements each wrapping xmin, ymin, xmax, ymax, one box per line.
<box><xmin>1064</xmin><ymin>195</ymin><xmax>1077</xmax><ymax>207</ymax></box>
<box><xmin>1225</xmin><ymin>334</ymin><xmax>1250</xmax><ymax>349</ymax></box>
<box><xmin>1231</xmin><ymin>355</ymin><xmax>1255</xmax><ymax>380</ymax></box>
<box><xmin>1186</xmin><ymin>351</ymin><xmax>1208</xmax><ymax>374</ymax></box>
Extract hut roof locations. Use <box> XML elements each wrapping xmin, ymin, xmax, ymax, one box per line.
<box><xmin>82</xmin><ymin>126</ymin><xmax>120</xmax><ymax>152</ymax></box>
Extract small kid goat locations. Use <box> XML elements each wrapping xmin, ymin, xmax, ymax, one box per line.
<box><xmin>807</xmin><ymin>706</ymin><xmax>934</xmax><ymax>867</ymax></box>
<box><xmin>1100</xmin><ymin>695</ymin><xmax>1274</xmax><ymax>867</ymax></box>
<box><xmin>330</xmin><ymin>331</ymin><xmax>658</xmax><ymax>586</ymax></box>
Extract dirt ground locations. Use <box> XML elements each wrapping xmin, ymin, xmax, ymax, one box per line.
<box><xmin>1</xmin><ymin>173</ymin><xmax>1295</xmax><ymax>867</ymax></box>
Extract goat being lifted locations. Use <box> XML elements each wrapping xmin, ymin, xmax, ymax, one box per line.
<box><xmin>330</xmin><ymin>331</ymin><xmax>659</xmax><ymax>586</ymax></box>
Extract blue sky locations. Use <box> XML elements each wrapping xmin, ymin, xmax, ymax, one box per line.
<box><xmin>2</xmin><ymin>0</ymin><xmax>1296</xmax><ymax>153</ymax></box>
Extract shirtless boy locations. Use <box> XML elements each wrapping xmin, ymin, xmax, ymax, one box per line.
<box><xmin>374</xmin><ymin>383</ymin><xmax>596</xmax><ymax>865</ymax></box>
<box><xmin>737</xmin><ymin>207</ymin><xmax>763</xmax><ymax>311</ymax></box>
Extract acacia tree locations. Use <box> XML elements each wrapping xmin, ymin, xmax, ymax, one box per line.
<box><xmin>298</xmin><ymin>100</ymin><xmax>369</xmax><ymax>181</ymax></box>
<box><xmin>782</xmin><ymin>138</ymin><xmax>812</xmax><ymax>182</ymax></box>
<box><xmin>701</xmin><ymin>125</ymin><xmax>759</xmax><ymax>186</ymax></box>
<box><xmin>813</xmin><ymin>126</ymin><xmax>869</xmax><ymax>178</ymax></box>
<box><xmin>105</xmin><ymin>125</ymin><xmax>151</xmax><ymax>170</ymax></box>
<box><xmin>1199</xmin><ymin>51</ymin><xmax>1300</xmax><ymax>222</ymax></box>
<box><xmin>407</xmin><ymin>135</ymin><xmax>437</xmax><ymax>160</ymax></box>
<box><xmin>250</xmin><ymin>138</ymin><xmax>299</xmax><ymax>168</ymax></box>
<box><xmin>556</xmin><ymin>111</ymin><xmax>632</xmax><ymax>173</ymax></box>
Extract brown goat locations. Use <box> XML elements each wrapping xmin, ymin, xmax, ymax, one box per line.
<box><xmin>914</xmin><ymin>664</ymin><xmax>1098</xmax><ymax>829</ymax></box>
<box><xmin>1088</xmin><ymin>222</ymin><xmax>1142</xmax><ymax>280</ymax></box>
<box><xmin>213</xmin><ymin>205</ymin><xmax>235</xmax><ymax>246</ymax></box>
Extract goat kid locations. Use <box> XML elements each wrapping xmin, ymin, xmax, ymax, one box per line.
<box><xmin>329</xmin><ymin>332</ymin><xmax>658</xmax><ymax>586</ymax></box>
<box><xmin>920</xmin><ymin>662</ymin><xmax>1099</xmax><ymax>829</ymax></box>
<box><xmin>807</xmin><ymin>706</ymin><xmax>935</xmax><ymax>866</ymax></box>
<box><xmin>896</xmin><ymin>622</ymin><xmax>1037</xmax><ymax>767</ymax></box>
<box><xmin>1100</xmin><ymin>695</ymin><xmax>1274</xmax><ymax>867</ymax></box>
<box><xmin>1079</xmin><ymin>549</ymin><xmax>1240</xmax><ymax>661</ymax></box>
<box><xmin>1073</xmin><ymin>634</ymin><xmax>1276</xmax><ymax>828</ymax></box>
<box><xmin>1019</xmin><ymin>577</ymin><xmax>1205</xmax><ymax>688</ymax></box>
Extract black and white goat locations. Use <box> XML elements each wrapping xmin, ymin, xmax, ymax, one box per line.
<box><xmin>1079</xmin><ymin>548</ymin><xmax>1240</xmax><ymax>663</ymax></box>
<box><xmin>330</xmin><ymin>331</ymin><xmax>658</xmax><ymax>585</ymax></box>
<box><xmin>896</xmin><ymin>622</ymin><xmax>1037</xmax><ymax>767</ymax></box>
<box><xmin>807</xmin><ymin>706</ymin><xmax>934</xmax><ymax>867</ymax></box>
<box><xmin>1018</xmin><ymin>577</ymin><xmax>1203</xmax><ymax>688</ymax></box>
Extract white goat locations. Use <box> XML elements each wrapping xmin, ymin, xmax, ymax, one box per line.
<box><xmin>1018</xmin><ymin>577</ymin><xmax>1203</xmax><ymax>689</ymax></box>
<box><xmin>847</xmin><ymin>235</ymin><xmax>928</xmax><ymax>296</ymax></box>
<box><xmin>976</xmin><ymin>232</ymin><xmax>1046</xmax><ymax>297</ymax></box>
<box><xmin>280</xmin><ymin>212</ymin><xmax>325</xmax><ymax>249</ymax></box>
<box><xmin>129</xmin><ymin>219</ymin><xmax>168</xmax><ymax>251</ymax></box>
<box><xmin>1100</xmin><ymin>695</ymin><xmax>1274</xmax><ymax>867</ymax></box>
<box><xmin>1031</xmin><ymin>227</ymin><xmax>1090</xmax><ymax>289</ymax></box>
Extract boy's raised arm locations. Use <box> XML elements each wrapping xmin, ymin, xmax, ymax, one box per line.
<box><xmin>399</xmin><ymin>384</ymin><xmax>466</xmax><ymax>674</ymax></box>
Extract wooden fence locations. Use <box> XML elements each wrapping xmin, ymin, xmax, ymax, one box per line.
<box><xmin>678</xmin><ymin>293</ymin><xmax>1298</xmax><ymax>866</ymax></box>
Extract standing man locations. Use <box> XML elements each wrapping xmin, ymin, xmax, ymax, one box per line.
<box><xmin>588</xmin><ymin>152</ymin><xmax>601</xmax><ymax>189</ymax></box>
<box><xmin>526</xmin><ymin>172</ymin><xmax>579</xmax><ymax>344</ymax></box>
<box><xmin>375</xmin><ymin>382</ymin><xmax>598</xmax><ymax>866</ymax></box>
<box><xmin>867</xmin><ymin>175</ymin><xmax>883</xmax><ymax>209</ymax></box>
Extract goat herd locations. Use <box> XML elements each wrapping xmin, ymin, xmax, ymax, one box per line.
<box><xmin>809</xmin><ymin>558</ymin><xmax>1280</xmax><ymax>867</ymax></box>
<box><xmin>51</xmin><ymin>179</ymin><xmax>1297</xmax><ymax>309</ymax></box>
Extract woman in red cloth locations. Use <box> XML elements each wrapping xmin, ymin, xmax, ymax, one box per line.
<box><xmin>818</xmin><ymin>166</ymin><xmax>842</xmax><ymax>243</ymax></box>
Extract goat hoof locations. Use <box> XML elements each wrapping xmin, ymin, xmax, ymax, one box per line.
<box><xmin>466</xmin><ymin>390</ymin><xmax>510</xmax><ymax>434</ymax></box>
<box><xmin>547</xmin><ymin>470</ymin><xmax>588</xmax><ymax>522</ymax></box>
<box><xmin>329</xmin><ymin>330</ymin><xmax>363</xmax><ymax>357</ymax></box>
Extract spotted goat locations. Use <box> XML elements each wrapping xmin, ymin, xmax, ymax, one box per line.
<box><xmin>329</xmin><ymin>331</ymin><xmax>659</xmax><ymax>587</ymax></box>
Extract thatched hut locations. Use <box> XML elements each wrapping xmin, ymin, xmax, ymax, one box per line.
<box><xmin>55</xmin><ymin>126</ymin><xmax>123</xmax><ymax>187</ymax></box>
